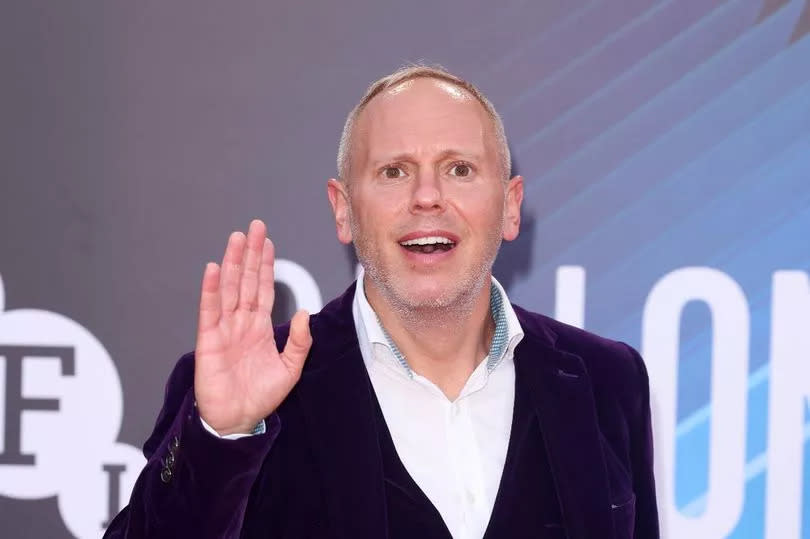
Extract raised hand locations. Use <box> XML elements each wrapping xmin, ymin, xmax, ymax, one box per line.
<box><xmin>194</xmin><ymin>219</ymin><xmax>312</xmax><ymax>435</ymax></box>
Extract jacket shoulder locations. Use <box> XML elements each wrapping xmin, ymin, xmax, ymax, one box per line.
<box><xmin>514</xmin><ymin>305</ymin><xmax>649</xmax><ymax>412</ymax></box>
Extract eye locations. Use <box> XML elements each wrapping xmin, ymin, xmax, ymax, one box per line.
<box><xmin>449</xmin><ymin>163</ymin><xmax>472</xmax><ymax>177</ymax></box>
<box><xmin>382</xmin><ymin>166</ymin><xmax>406</xmax><ymax>179</ymax></box>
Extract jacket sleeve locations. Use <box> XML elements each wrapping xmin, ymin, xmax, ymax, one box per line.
<box><xmin>103</xmin><ymin>352</ymin><xmax>279</xmax><ymax>539</ymax></box>
<box><xmin>624</xmin><ymin>345</ymin><xmax>660</xmax><ymax>539</ymax></box>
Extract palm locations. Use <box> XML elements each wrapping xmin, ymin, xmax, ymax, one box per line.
<box><xmin>194</xmin><ymin>220</ymin><xmax>311</xmax><ymax>435</ymax></box>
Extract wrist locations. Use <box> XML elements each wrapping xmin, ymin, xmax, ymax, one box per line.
<box><xmin>210</xmin><ymin>421</ymin><xmax>261</xmax><ymax>437</ymax></box>
<box><xmin>197</xmin><ymin>407</ymin><xmax>263</xmax><ymax>437</ymax></box>
<box><xmin>200</xmin><ymin>415</ymin><xmax>267</xmax><ymax>439</ymax></box>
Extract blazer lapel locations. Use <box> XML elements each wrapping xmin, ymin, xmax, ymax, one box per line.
<box><xmin>291</xmin><ymin>284</ymin><xmax>389</xmax><ymax>539</ymax></box>
<box><xmin>513</xmin><ymin>314</ymin><xmax>615</xmax><ymax>539</ymax></box>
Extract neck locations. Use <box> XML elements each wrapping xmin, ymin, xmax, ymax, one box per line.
<box><xmin>364</xmin><ymin>275</ymin><xmax>495</xmax><ymax>401</ymax></box>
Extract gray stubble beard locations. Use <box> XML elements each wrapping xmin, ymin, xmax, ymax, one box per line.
<box><xmin>348</xmin><ymin>204</ymin><xmax>504</xmax><ymax>331</ymax></box>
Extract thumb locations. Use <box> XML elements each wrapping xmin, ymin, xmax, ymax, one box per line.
<box><xmin>281</xmin><ymin>309</ymin><xmax>312</xmax><ymax>369</ymax></box>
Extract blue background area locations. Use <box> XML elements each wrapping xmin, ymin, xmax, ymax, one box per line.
<box><xmin>500</xmin><ymin>2</ymin><xmax>810</xmax><ymax>536</ymax></box>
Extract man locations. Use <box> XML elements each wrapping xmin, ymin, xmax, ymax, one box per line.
<box><xmin>105</xmin><ymin>65</ymin><xmax>658</xmax><ymax>538</ymax></box>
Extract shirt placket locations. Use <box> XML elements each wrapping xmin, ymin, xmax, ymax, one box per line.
<box><xmin>446</xmin><ymin>378</ymin><xmax>490</xmax><ymax>539</ymax></box>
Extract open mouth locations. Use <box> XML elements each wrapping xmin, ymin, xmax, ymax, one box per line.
<box><xmin>398</xmin><ymin>236</ymin><xmax>456</xmax><ymax>254</ymax></box>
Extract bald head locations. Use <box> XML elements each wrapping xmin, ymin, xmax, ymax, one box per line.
<box><xmin>337</xmin><ymin>65</ymin><xmax>511</xmax><ymax>182</ymax></box>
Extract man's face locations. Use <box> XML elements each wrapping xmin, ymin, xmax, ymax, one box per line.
<box><xmin>328</xmin><ymin>78</ymin><xmax>523</xmax><ymax>312</ymax></box>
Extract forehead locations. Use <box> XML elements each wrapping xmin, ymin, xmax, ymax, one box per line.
<box><xmin>354</xmin><ymin>78</ymin><xmax>495</xmax><ymax>160</ymax></box>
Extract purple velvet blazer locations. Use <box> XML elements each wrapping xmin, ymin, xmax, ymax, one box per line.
<box><xmin>105</xmin><ymin>283</ymin><xmax>659</xmax><ymax>538</ymax></box>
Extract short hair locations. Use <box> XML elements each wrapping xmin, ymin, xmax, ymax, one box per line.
<box><xmin>336</xmin><ymin>63</ymin><xmax>511</xmax><ymax>182</ymax></box>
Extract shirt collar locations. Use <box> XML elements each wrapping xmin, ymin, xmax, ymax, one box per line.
<box><xmin>353</xmin><ymin>268</ymin><xmax>524</xmax><ymax>378</ymax></box>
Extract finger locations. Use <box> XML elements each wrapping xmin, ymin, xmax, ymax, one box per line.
<box><xmin>238</xmin><ymin>219</ymin><xmax>266</xmax><ymax>311</ymax></box>
<box><xmin>257</xmin><ymin>238</ymin><xmax>275</xmax><ymax>313</ymax></box>
<box><xmin>281</xmin><ymin>309</ymin><xmax>312</xmax><ymax>370</ymax></box>
<box><xmin>220</xmin><ymin>231</ymin><xmax>246</xmax><ymax>312</ymax></box>
<box><xmin>198</xmin><ymin>262</ymin><xmax>221</xmax><ymax>332</ymax></box>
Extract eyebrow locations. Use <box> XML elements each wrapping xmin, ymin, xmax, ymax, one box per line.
<box><xmin>373</xmin><ymin>149</ymin><xmax>483</xmax><ymax>166</ymax></box>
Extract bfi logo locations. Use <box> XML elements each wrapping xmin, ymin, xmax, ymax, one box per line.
<box><xmin>0</xmin><ymin>275</ymin><xmax>144</xmax><ymax>538</ymax></box>
<box><xmin>0</xmin><ymin>259</ymin><xmax>321</xmax><ymax>539</ymax></box>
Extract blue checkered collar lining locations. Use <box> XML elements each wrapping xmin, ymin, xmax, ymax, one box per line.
<box><xmin>355</xmin><ymin>272</ymin><xmax>517</xmax><ymax>379</ymax></box>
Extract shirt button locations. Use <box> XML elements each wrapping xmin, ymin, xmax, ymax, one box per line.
<box><xmin>466</xmin><ymin>489</ymin><xmax>476</xmax><ymax>504</ymax></box>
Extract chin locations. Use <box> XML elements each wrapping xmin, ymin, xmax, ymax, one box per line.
<box><xmin>391</xmin><ymin>279</ymin><xmax>471</xmax><ymax>310</ymax></box>
<box><xmin>363</xmin><ymin>255</ymin><xmax>490</xmax><ymax>312</ymax></box>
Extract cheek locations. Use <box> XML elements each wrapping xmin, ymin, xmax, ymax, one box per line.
<box><xmin>350</xmin><ymin>201</ymin><xmax>395</xmax><ymax>243</ymax></box>
<box><xmin>353</xmin><ymin>189</ymin><xmax>405</xmax><ymax>226</ymax></box>
<box><xmin>455</xmin><ymin>190</ymin><xmax>505</xmax><ymax>232</ymax></box>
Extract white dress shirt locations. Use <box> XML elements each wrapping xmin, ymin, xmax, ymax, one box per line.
<box><xmin>353</xmin><ymin>270</ymin><xmax>524</xmax><ymax>539</ymax></box>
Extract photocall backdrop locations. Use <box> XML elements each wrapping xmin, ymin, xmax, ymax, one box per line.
<box><xmin>1</xmin><ymin>1</ymin><xmax>809</xmax><ymax>537</ymax></box>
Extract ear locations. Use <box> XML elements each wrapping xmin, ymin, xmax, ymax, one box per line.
<box><xmin>502</xmin><ymin>175</ymin><xmax>523</xmax><ymax>242</ymax></box>
<box><xmin>327</xmin><ymin>178</ymin><xmax>353</xmax><ymax>244</ymax></box>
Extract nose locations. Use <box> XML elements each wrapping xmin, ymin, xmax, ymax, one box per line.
<box><xmin>409</xmin><ymin>169</ymin><xmax>445</xmax><ymax>214</ymax></box>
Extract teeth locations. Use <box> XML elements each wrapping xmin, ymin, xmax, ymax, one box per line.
<box><xmin>399</xmin><ymin>236</ymin><xmax>455</xmax><ymax>246</ymax></box>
